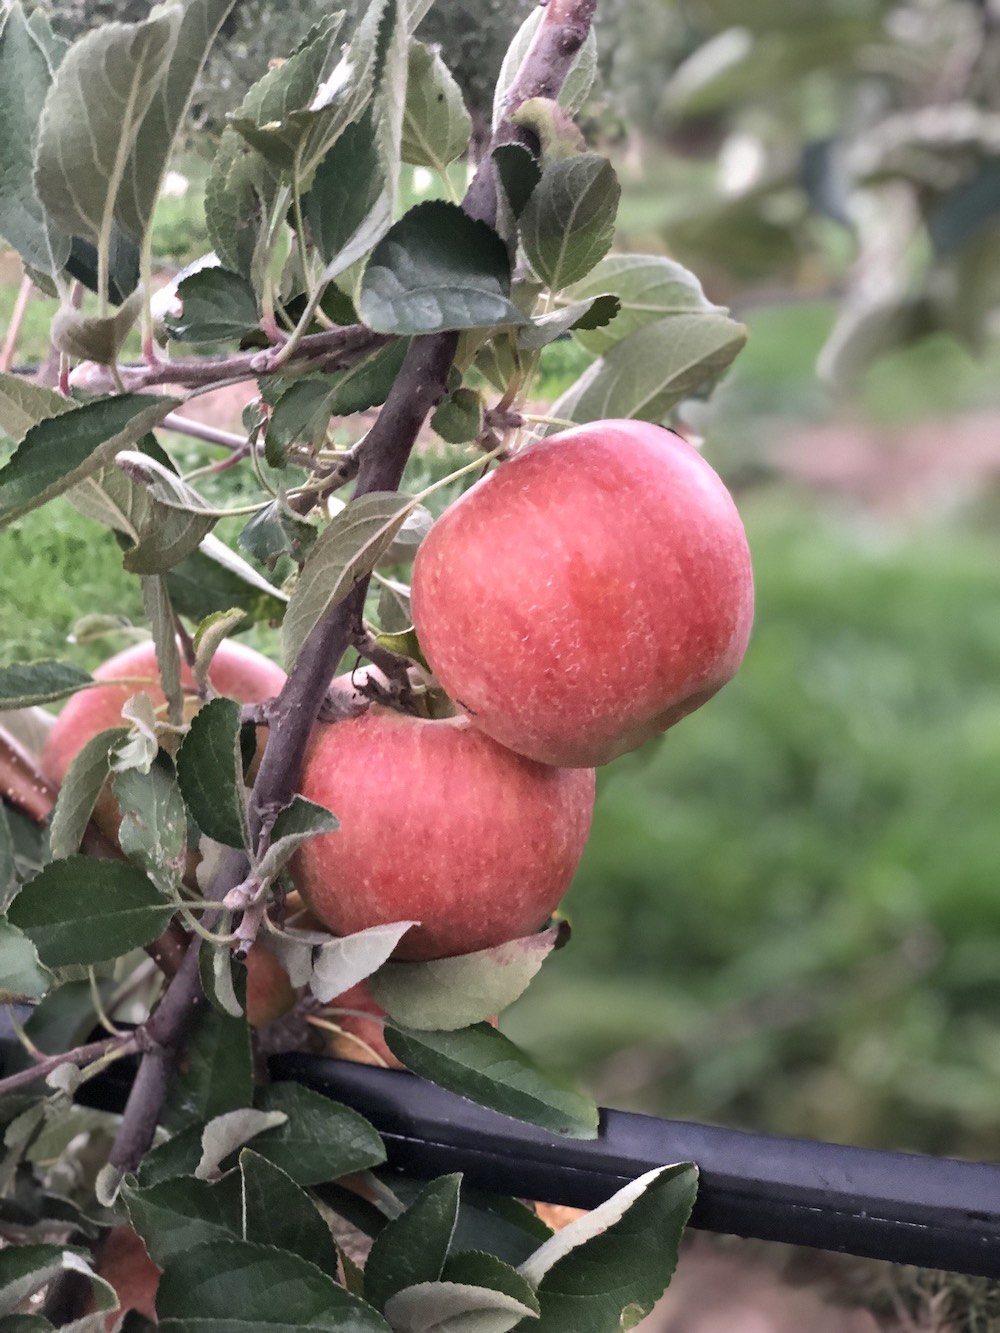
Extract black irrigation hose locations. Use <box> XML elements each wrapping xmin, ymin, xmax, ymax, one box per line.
<box><xmin>55</xmin><ymin>1040</ymin><xmax>1000</xmax><ymax>1279</ymax></box>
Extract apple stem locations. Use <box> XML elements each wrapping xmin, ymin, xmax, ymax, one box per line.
<box><xmin>106</xmin><ymin>0</ymin><xmax>603</xmax><ymax>1177</ymax></box>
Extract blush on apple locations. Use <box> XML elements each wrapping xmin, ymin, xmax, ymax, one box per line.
<box><xmin>40</xmin><ymin>637</ymin><xmax>286</xmax><ymax>847</ymax></box>
<box><xmin>410</xmin><ymin>419</ymin><xmax>754</xmax><ymax>768</ymax></box>
<box><xmin>290</xmin><ymin>700</ymin><xmax>595</xmax><ymax>962</ymax></box>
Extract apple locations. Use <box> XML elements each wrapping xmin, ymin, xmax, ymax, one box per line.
<box><xmin>290</xmin><ymin>699</ymin><xmax>595</xmax><ymax>961</ymax></box>
<box><xmin>40</xmin><ymin>637</ymin><xmax>286</xmax><ymax>848</ymax></box>
<box><xmin>410</xmin><ymin>419</ymin><xmax>754</xmax><ymax>768</ymax></box>
<box><xmin>244</xmin><ymin>941</ymin><xmax>299</xmax><ymax>1028</ymax></box>
<box><xmin>322</xmin><ymin>979</ymin><xmax>403</xmax><ymax>1069</ymax></box>
<box><xmin>87</xmin><ymin>1225</ymin><xmax>160</xmax><ymax>1329</ymax></box>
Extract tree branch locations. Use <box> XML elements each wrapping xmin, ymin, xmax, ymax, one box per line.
<box><xmin>0</xmin><ymin>1033</ymin><xmax>137</xmax><ymax>1098</ymax></box>
<box><xmin>105</xmin><ymin>0</ymin><xmax>602</xmax><ymax>1176</ymax></box>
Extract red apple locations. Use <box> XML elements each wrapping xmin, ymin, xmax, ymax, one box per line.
<box><xmin>40</xmin><ymin>637</ymin><xmax>286</xmax><ymax>844</ymax></box>
<box><xmin>244</xmin><ymin>942</ymin><xmax>298</xmax><ymax>1028</ymax></box>
<box><xmin>322</xmin><ymin>979</ymin><xmax>403</xmax><ymax>1069</ymax></box>
<box><xmin>290</xmin><ymin>702</ymin><xmax>595</xmax><ymax>961</ymax></box>
<box><xmin>88</xmin><ymin>1225</ymin><xmax>160</xmax><ymax>1329</ymax></box>
<box><xmin>410</xmin><ymin>419</ymin><xmax>754</xmax><ymax>767</ymax></box>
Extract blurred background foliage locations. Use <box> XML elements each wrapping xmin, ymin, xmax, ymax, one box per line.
<box><xmin>12</xmin><ymin>0</ymin><xmax>1000</xmax><ymax>1160</ymax></box>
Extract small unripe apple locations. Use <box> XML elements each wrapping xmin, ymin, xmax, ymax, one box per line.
<box><xmin>88</xmin><ymin>1225</ymin><xmax>160</xmax><ymax>1329</ymax></box>
<box><xmin>410</xmin><ymin>419</ymin><xmax>754</xmax><ymax>767</ymax></box>
<box><xmin>290</xmin><ymin>702</ymin><xmax>595</xmax><ymax>961</ymax></box>
<box><xmin>40</xmin><ymin>638</ymin><xmax>286</xmax><ymax>843</ymax></box>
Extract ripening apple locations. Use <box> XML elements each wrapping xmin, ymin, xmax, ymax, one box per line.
<box><xmin>290</xmin><ymin>692</ymin><xmax>595</xmax><ymax>962</ymax></box>
<box><xmin>40</xmin><ymin>637</ymin><xmax>286</xmax><ymax>846</ymax></box>
<box><xmin>410</xmin><ymin>419</ymin><xmax>754</xmax><ymax>768</ymax></box>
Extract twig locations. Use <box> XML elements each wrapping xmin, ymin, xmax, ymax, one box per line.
<box><xmin>117</xmin><ymin>325</ymin><xmax>388</xmax><ymax>393</ymax></box>
<box><xmin>0</xmin><ymin>274</ymin><xmax>33</xmax><ymax>373</ymax></box>
<box><xmin>105</xmin><ymin>0</ymin><xmax>602</xmax><ymax>1177</ymax></box>
<box><xmin>0</xmin><ymin>1033</ymin><xmax>137</xmax><ymax>1098</ymax></box>
<box><xmin>161</xmin><ymin>412</ymin><xmax>248</xmax><ymax>451</ymax></box>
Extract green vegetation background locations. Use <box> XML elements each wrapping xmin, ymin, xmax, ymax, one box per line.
<box><xmin>3</xmin><ymin>170</ymin><xmax>1000</xmax><ymax>1163</ymax></box>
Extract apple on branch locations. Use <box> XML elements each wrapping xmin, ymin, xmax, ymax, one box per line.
<box><xmin>411</xmin><ymin>419</ymin><xmax>754</xmax><ymax>768</ymax></box>
<box><xmin>290</xmin><ymin>684</ymin><xmax>595</xmax><ymax>962</ymax></box>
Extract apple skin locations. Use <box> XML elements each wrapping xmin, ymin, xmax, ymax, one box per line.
<box><xmin>290</xmin><ymin>703</ymin><xmax>595</xmax><ymax>962</ymax></box>
<box><xmin>40</xmin><ymin>638</ymin><xmax>286</xmax><ymax>845</ymax></box>
<box><xmin>88</xmin><ymin>1225</ymin><xmax>160</xmax><ymax>1329</ymax></box>
<box><xmin>244</xmin><ymin>943</ymin><xmax>298</xmax><ymax>1028</ymax></box>
<box><xmin>410</xmin><ymin>419</ymin><xmax>754</xmax><ymax>768</ymax></box>
<box><xmin>323</xmin><ymin>980</ymin><xmax>403</xmax><ymax>1069</ymax></box>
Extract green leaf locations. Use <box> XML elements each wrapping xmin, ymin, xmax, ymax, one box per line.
<box><xmin>365</xmin><ymin>1174</ymin><xmax>460</xmax><ymax>1313</ymax></box>
<box><xmin>563</xmin><ymin>253</ymin><xmax>723</xmax><ymax>356</ymax></box>
<box><xmin>166</xmin><ymin>534</ymin><xmax>288</xmax><ymax>625</ymax></box>
<box><xmin>304</xmin><ymin>107</ymin><xmax>388</xmax><ymax>270</ymax></box>
<box><xmin>166</xmin><ymin>267</ymin><xmax>260</xmax><ymax>344</ymax></box>
<box><xmin>492</xmin><ymin>8</ymin><xmax>596</xmax><ymax>131</ymax></box>
<box><xmin>196</xmin><ymin>1108</ymin><xmax>289</xmax><ymax>1181</ymax></box>
<box><xmin>238</xmin><ymin>500</ymin><xmax>316</xmax><ymax>569</ymax></box>
<box><xmin>200</xmin><ymin>934</ymin><xmax>245</xmax><ymax>1020</ymax></box>
<box><xmin>137</xmin><ymin>1123</ymin><xmax>204</xmax><ymax>1187</ymax></box>
<box><xmin>0</xmin><ymin>393</ymin><xmax>179</xmax><ymax>528</ymax></box>
<box><xmin>517</xmin><ymin>294</ymin><xmax>620</xmax><ymax>352</ymax></box>
<box><xmin>0</xmin><ymin>919</ymin><xmax>51</xmax><ymax>1003</ymax></box>
<box><xmin>295</xmin><ymin>0</ymin><xmax>404</xmax><ymax>182</ymax></box>
<box><xmin>380</xmin><ymin>504</ymin><xmax>433</xmax><ymax>565</ymax></box>
<box><xmin>264</xmin><ymin>339</ymin><xmax>408</xmax><ymax>457</ymax></box>
<box><xmin>163</xmin><ymin>1005</ymin><xmax>252</xmax><ymax>1133</ymax></box>
<box><xmin>193</xmin><ymin>609</ymin><xmax>249</xmax><ymax>688</ymax></box>
<box><xmin>402</xmin><ymin>40</ymin><xmax>471</xmax><ymax>171</ymax></box>
<box><xmin>384</xmin><ymin>1024</ymin><xmax>598</xmax><ymax>1139</ymax></box>
<box><xmin>550</xmin><ymin>312</ymin><xmax>748</xmax><ymax>426</ymax></box>
<box><xmin>517</xmin><ymin>1163</ymin><xmax>698</xmax><ymax>1331</ymax></box>
<box><xmin>48</xmin><ymin>725</ymin><xmax>128</xmax><ymax>860</ymax></box>
<box><xmin>519</xmin><ymin>154</ymin><xmax>619</xmax><ymax>292</ymax></box>
<box><xmin>0</xmin><ymin>372</ymin><xmax>69</xmax><ymax>442</ymax></box>
<box><xmin>155</xmin><ymin>1239</ymin><xmax>392</xmax><ymax>1331</ymax></box>
<box><xmin>239</xmin><ymin>1150</ymin><xmax>338</xmax><ymax>1278</ymax></box>
<box><xmin>204</xmin><ymin>127</ymin><xmax>275</xmax><ymax>283</ymax></box>
<box><xmin>444</xmin><ymin>1250</ymin><xmax>541</xmax><ymax>1312</ymax></box>
<box><xmin>142</xmin><ymin>571</ymin><xmax>184</xmax><ymax>730</ymax></box>
<box><xmin>175</xmin><ymin>697</ymin><xmax>247</xmax><ymax>848</ymax></box>
<box><xmin>110</xmin><ymin>452</ymin><xmax>218</xmax><ymax>575</ymax></box>
<box><xmin>0</xmin><ymin>807</ymin><xmax>15</xmax><ymax>911</ymax></box>
<box><xmin>124</xmin><ymin>1172</ymin><xmax>243</xmax><ymax>1266</ymax></box>
<box><xmin>33</xmin><ymin>8</ymin><xmax>180</xmax><ymax>246</ymax></box>
<box><xmin>494</xmin><ymin>144</ymin><xmax>542</xmax><ymax>223</ymax></box>
<box><xmin>281</xmin><ymin>491</ymin><xmax>415</xmax><ymax>668</ymax></box>
<box><xmin>249</xmin><ymin>1082</ymin><xmax>386</xmax><ymax>1185</ymax></box>
<box><xmin>310</xmin><ymin>921</ymin><xmax>417</xmax><ymax>1004</ymax></box>
<box><xmin>385</xmin><ymin>1272</ymin><xmax>537</xmax><ymax>1333</ymax></box>
<box><xmin>0</xmin><ymin>661</ymin><xmax>92</xmax><ymax>710</ymax></box>
<box><xmin>431</xmin><ymin>387</ymin><xmax>482</xmax><ymax>444</ymax></box>
<box><xmin>113</xmin><ymin>760</ymin><xmax>187</xmax><ymax>893</ymax></box>
<box><xmin>50</xmin><ymin>288</ymin><xmax>142</xmax><ymax>365</ymax></box>
<box><xmin>227</xmin><ymin>13</ymin><xmax>345</xmax><ymax>168</ymax></box>
<box><xmin>115</xmin><ymin>0</ymin><xmax>238</xmax><ymax>244</ymax></box>
<box><xmin>7</xmin><ymin>856</ymin><xmax>174</xmax><ymax>968</ymax></box>
<box><xmin>359</xmin><ymin>201</ymin><xmax>528</xmax><ymax>335</ymax></box>
<box><xmin>370</xmin><ymin>928</ymin><xmax>558</xmax><ymax>1031</ymax></box>
<box><xmin>0</xmin><ymin>5</ymin><xmax>70</xmax><ymax>275</ymax></box>
<box><xmin>256</xmin><ymin>795</ymin><xmax>338</xmax><ymax>886</ymax></box>
<box><xmin>0</xmin><ymin>1243</ymin><xmax>114</xmax><ymax>1319</ymax></box>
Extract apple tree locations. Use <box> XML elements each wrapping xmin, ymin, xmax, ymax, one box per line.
<box><xmin>0</xmin><ymin>1</ymin><xmax>749</xmax><ymax>1327</ymax></box>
